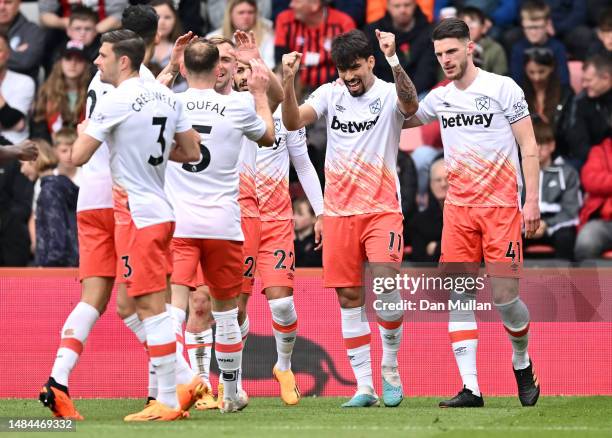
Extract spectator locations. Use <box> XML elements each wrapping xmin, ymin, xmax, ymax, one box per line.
<box><xmin>407</xmin><ymin>155</ymin><xmax>445</xmax><ymax>263</ymax></box>
<box><xmin>19</xmin><ymin>139</ymin><xmax>78</xmax><ymax>267</ymax></box>
<box><xmin>150</xmin><ymin>0</ymin><xmax>183</xmax><ymax>77</ymax></box>
<box><xmin>275</xmin><ymin>0</ymin><xmax>355</xmax><ymax>90</ymax></box>
<box><xmin>53</xmin><ymin>6</ymin><xmax>101</xmax><ymax>67</ymax></box>
<box><xmin>523</xmin><ymin>121</ymin><xmax>579</xmax><ymax>260</ymax></box>
<box><xmin>543</xmin><ymin>0</ymin><xmax>590</xmax><ymax>60</ymax></box>
<box><xmin>52</xmin><ymin>128</ymin><xmax>81</xmax><ymax>186</ymax></box>
<box><xmin>210</xmin><ymin>0</ymin><xmax>271</xmax><ymax>31</ymax></box>
<box><xmin>397</xmin><ymin>148</ymin><xmax>418</xmax><ymax>243</ymax></box>
<box><xmin>33</xmin><ymin>41</ymin><xmax>90</xmax><ymax>140</ymax></box>
<box><xmin>510</xmin><ymin>0</ymin><xmax>570</xmax><ymax>86</ymax></box>
<box><xmin>207</xmin><ymin>0</ymin><xmax>275</xmax><ymax>68</ymax></box>
<box><xmin>566</xmin><ymin>53</ymin><xmax>612</xmax><ymax>168</ymax></box>
<box><xmin>0</xmin><ymin>135</ymin><xmax>33</xmax><ymax>266</ymax></box>
<box><xmin>363</xmin><ymin>0</ymin><xmax>437</xmax><ymax>94</ymax></box>
<box><xmin>574</xmin><ymin>138</ymin><xmax>612</xmax><ymax>261</ymax></box>
<box><xmin>434</xmin><ymin>0</ymin><xmax>518</xmax><ymax>31</ymax></box>
<box><xmin>39</xmin><ymin>0</ymin><xmax>126</xmax><ymax>33</ymax></box>
<box><xmin>457</xmin><ymin>6</ymin><xmax>507</xmax><ymax>75</ymax></box>
<box><xmin>0</xmin><ymin>32</ymin><xmax>34</xmax><ymax>145</ymax></box>
<box><xmin>521</xmin><ymin>46</ymin><xmax>573</xmax><ymax>155</ymax></box>
<box><xmin>293</xmin><ymin>197</ymin><xmax>322</xmax><ymax>267</ymax></box>
<box><xmin>0</xmin><ymin>0</ymin><xmax>46</xmax><ymax>79</ymax></box>
<box><xmin>587</xmin><ymin>7</ymin><xmax>612</xmax><ymax>57</ymax></box>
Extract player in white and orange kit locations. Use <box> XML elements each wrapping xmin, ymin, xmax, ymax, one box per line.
<box><xmin>233</xmin><ymin>45</ymin><xmax>324</xmax><ymax>405</ymax></box>
<box><xmin>38</xmin><ymin>5</ymin><xmax>197</xmax><ymax>420</ymax></box>
<box><xmin>166</xmin><ymin>37</ymin><xmax>276</xmax><ymax>413</ymax></box>
<box><xmin>404</xmin><ymin>18</ymin><xmax>541</xmax><ymax>408</ymax></box>
<box><xmin>281</xmin><ymin>29</ymin><xmax>419</xmax><ymax>407</ymax></box>
<box><xmin>70</xmin><ymin>29</ymin><xmax>200</xmax><ymax>421</ymax></box>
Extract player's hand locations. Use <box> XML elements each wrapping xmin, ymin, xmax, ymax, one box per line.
<box><xmin>157</xmin><ymin>72</ymin><xmax>174</xmax><ymax>87</ymax></box>
<box><xmin>14</xmin><ymin>140</ymin><xmax>38</xmax><ymax>161</ymax></box>
<box><xmin>169</xmin><ymin>31</ymin><xmax>198</xmax><ymax>71</ymax></box>
<box><xmin>314</xmin><ymin>215</ymin><xmax>323</xmax><ymax>251</ymax></box>
<box><xmin>531</xmin><ymin>220</ymin><xmax>547</xmax><ymax>240</ymax></box>
<box><xmin>247</xmin><ymin>58</ymin><xmax>270</xmax><ymax>95</ymax></box>
<box><xmin>375</xmin><ymin>29</ymin><xmax>396</xmax><ymax>57</ymax></box>
<box><xmin>234</xmin><ymin>30</ymin><xmax>261</xmax><ymax>65</ymax></box>
<box><xmin>281</xmin><ymin>52</ymin><xmax>302</xmax><ymax>79</ymax></box>
<box><xmin>522</xmin><ymin>200</ymin><xmax>540</xmax><ymax>239</ymax></box>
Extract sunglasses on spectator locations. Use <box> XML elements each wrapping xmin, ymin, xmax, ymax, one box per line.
<box><xmin>524</xmin><ymin>47</ymin><xmax>555</xmax><ymax>65</ymax></box>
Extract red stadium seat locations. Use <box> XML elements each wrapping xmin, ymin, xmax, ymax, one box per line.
<box><xmin>524</xmin><ymin>244</ymin><xmax>555</xmax><ymax>255</ymax></box>
<box><xmin>603</xmin><ymin>250</ymin><xmax>612</xmax><ymax>259</ymax></box>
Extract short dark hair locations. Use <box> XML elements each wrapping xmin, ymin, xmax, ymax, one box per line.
<box><xmin>532</xmin><ymin>120</ymin><xmax>555</xmax><ymax>144</ymax></box>
<box><xmin>121</xmin><ymin>5</ymin><xmax>158</xmax><ymax>46</ymax></box>
<box><xmin>458</xmin><ymin>6</ymin><xmax>486</xmax><ymax>25</ymax></box>
<box><xmin>432</xmin><ymin>18</ymin><xmax>470</xmax><ymax>41</ymax></box>
<box><xmin>599</xmin><ymin>7</ymin><xmax>612</xmax><ymax>32</ymax></box>
<box><xmin>69</xmin><ymin>5</ymin><xmax>98</xmax><ymax>24</ymax></box>
<box><xmin>100</xmin><ymin>29</ymin><xmax>145</xmax><ymax>72</ymax></box>
<box><xmin>330</xmin><ymin>29</ymin><xmax>373</xmax><ymax>71</ymax></box>
<box><xmin>584</xmin><ymin>53</ymin><xmax>612</xmax><ymax>76</ymax></box>
<box><xmin>184</xmin><ymin>38</ymin><xmax>220</xmax><ymax>74</ymax></box>
<box><xmin>520</xmin><ymin>0</ymin><xmax>550</xmax><ymax>21</ymax></box>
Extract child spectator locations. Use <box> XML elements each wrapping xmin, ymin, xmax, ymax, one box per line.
<box><xmin>52</xmin><ymin>128</ymin><xmax>81</xmax><ymax>187</ymax></box>
<box><xmin>587</xmin><ymin>7</ymin><xmax>612</xmax><ymax>58</ymax></box>
<box><xmin>574</xmin><ymin>138</ymin><xmax>612</xmax><ymax>261</ymax></box>
<box><xmin>458</xmin><ymin>6</ymin><xmax>507</xmax><ymax>75</ymax></box>
<box><xmin>19</xmin><ymin>139</ymin><xmax>78</xmax><ymax>267</ymax></box>
<box><xmin>56</xmin><ymin>6</ymin><xmax>101</xmax><ymax>67</ymax></box>
<box><xmin>523</xmin><ymin>121</ymin><xmax>580</xmax><ymax>260</ymax></box>
<box><xmin>510</xmin><ymin>0</ymin><xmax>570</xmax><ymax>86</ymax></box>
<box><xmin>293</xmin><ymin>197</ymin><xmax>322</xmax><ymax>267</ymax></box>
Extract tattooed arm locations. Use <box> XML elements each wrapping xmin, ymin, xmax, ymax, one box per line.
<box><xmin>375</xmin><ymin>29</ymin><xmax>419</xmax><ymax>117</ymax></box>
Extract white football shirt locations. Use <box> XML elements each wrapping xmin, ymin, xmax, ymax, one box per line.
<box><xmin>77</xmin><ymin>65</ymin><xmax>156</xmax><ymax>212</ymax></box>
<box><xmin>414</xmin><ymin>69</ymin><xmax>529</xmax><ymax>207</ymax></box>
<box><xmin>85</xmin><ymin>77</ymin><xmax>191</xmax><ymax>228</ymax></box>
<box><xmin>305</xmin><ymin>78</ymin><xmax>405</xmax><ymax>216</ymax></box>
<box><xmin>238</xmin><ymin>134</ymin><xmax>260</xmax><ymax>219</ymax></box>
<box><xmin>165</xmin><ymin>88</ymin><xmax>266</xmax><ymax>239</ymax></box>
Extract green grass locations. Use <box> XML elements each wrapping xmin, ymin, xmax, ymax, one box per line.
<box><xmin>1</xmin><ymin>397</ymin><xmax>612</xmax><ymax>438</ymax></box>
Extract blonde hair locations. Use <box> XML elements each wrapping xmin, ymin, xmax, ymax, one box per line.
<box><xmin>221</xmin><ymin>0</ymin><xmax>270</xmax><ymax>46</ymax></box>
<box><xmin>52</xmin><ymin>127</ymin><xmax>77</xmax><ymax>146</ymax></box>
<box><xmin>31</xmin><ymin>139</ymin><xmax>58</xmax><ymax>174</ymax></box>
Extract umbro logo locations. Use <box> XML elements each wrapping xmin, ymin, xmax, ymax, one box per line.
<box><xmin>335</xmin><ymin>104</ymin><xmax>346</xmax><ymax>112</ymax></box>
<box><xmin>442</xmin><ymin>101</ymin><xmax>451</xmax><ymax>108</ymax></box>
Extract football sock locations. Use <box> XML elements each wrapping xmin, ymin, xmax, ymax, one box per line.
<box><xmin>496</xmin><ymin>297</ymin><xmax>531</xmax><ymax>370</ymax></box>
<box><xmin>185</xmin><ymin>329</ymin><xmax>213</xmax><ymax>387</ymax></box>
<box><xmin>375</xmin><ymin>290</ymin><xmax>404</xmax><ymax>368</ymax></box>
<box><xmin>122</xmin><ymin>313</ymin><xmax>157</xmax><ymax>398</ymax></box>
<box><xmin>143</xmin><ymin>312</ymin><xmax>178</xmax><ymax>409</ymax></box>
<box><xmin>212</xmin><ymin>308</ymin><xmax>242</xmax><ymax>401</ymax></box>
<box><xmin>341</xmin><ymin>306</ymin><xmax>374</xmax><ymax>391</ymax></box>
<box><xmin>449</xmin><ymin>291</ymin><xmax>480</xmax><ymax>396</ymax></box>
<box><xmin>170</xmin><ymin>305</ymin><xmax>196</xmax><ymax>384</ymax></box>
<box><xmin>238</xmin><ymin>315</ymin><xmax>250</xmax><ymax>390</ymax></box>
<box><xmin>268</xmin><ymin>296</ymin><xmax>297</xmax><ymax>372</ymax></box>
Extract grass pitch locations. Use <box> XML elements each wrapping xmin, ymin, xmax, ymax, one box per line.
<box><xmin>1</xmin><ymin>397</ymin><xmax>611</xmax><ymax>438</ymax></box>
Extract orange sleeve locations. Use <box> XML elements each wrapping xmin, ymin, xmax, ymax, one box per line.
<box><xmin>366</xmin><ymin>0</ymin><xmax>386</xmax><ymax>24</ymax></box>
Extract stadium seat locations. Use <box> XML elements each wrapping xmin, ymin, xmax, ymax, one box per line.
<box><xmin>603</xmin><ymin>250</ymin><xmax>612</xmax><ymax>259</ymax></box>
<box><xmin>568</xmin><ymin>61</ymin><xmax>584</xmax><ymax>94</ymax></box>
<box><xmin>403</xmin><ymin>245</ymin><xmax>412</xmax><ymax>255</ymax></box>
<box><xmin>524</xmin><ymin>244</ymin><xmax>555</xmax><ymax>255</ymax></box>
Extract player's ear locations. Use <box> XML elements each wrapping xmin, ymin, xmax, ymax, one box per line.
<box><xmin>179</xmin><ymin>62</ymin><xmax>187</xmax><ymax>79</ymax></box>
<box><xmin>368</xmin><ymin>55</ymin><xmax>375</xmax><ymax>70</ymax></box>
<box><xmin>466</xmin><ymin>39</ymin><xmax>475</xmax><ymax>56</ymax></box>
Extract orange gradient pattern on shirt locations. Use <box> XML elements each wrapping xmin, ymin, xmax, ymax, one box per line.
<box><xmin>324</xmin><ymin>153</ymin><xmax>400</xmax><ymax>216</ymax></box>
<box><xmin>446</xmin><ymin>146</ymin><xmax>518</xmax><ymax>207</ymax></box>
<box><xmin>256</xmin><ymin>167</ymin><xmax>292</xmax><ymax>221</ymax></box>
<box><xmin>239</xmin><ymin>170</ymin><xmax>259</xmax><ymax>218</ymax></box>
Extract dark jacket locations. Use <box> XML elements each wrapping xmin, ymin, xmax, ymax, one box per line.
<box><xmin>544</xmin><ymin>0</ymin><xmax>587</xmax><ymax>36</ymax></box>
<box><xmin>511</xmin><ymin>38</ymin><xmax>570</xmax><ymax>86</ymax></box>
<box><xmin>407</xmin><ymin>192</ymin><xmax>443</xmax><ymax>263</ymax></box>
<box><xmin>294</xmin><ymin>231</ymin><xmax>322</xmax><ymax>268</ymax></box>
<box><xmin>34</xmin><ymin>175</ymin><xmax>79</xmax><ymax>267</ymax></box>
<box><xmin>5</xmin><ymin>13</ymin><xmax>46</xmax><ymax>80</ymax></box>
<box><xmin>566</xmin><ymin>89</ymin><xmax>612</xmax><ymax>164</ymax></box>
<box><xmin>364</xmin><ymin>8</ymin><xmax>438</xmax><ymax>93</ymax></box>
<box><xmin>538</xmin><ymin>157</ymin><xmax>581</xmax><ymax>234</ymax></box>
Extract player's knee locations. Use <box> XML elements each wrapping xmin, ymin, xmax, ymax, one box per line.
<box><xmin>268</xmin><ymin>295</ymin><xmax>295</xmax><ymax>319</ymax></box>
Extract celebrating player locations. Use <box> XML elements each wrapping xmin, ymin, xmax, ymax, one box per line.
<box><xmin>70</xmin><ymin>29</ymin><xmax>200</xmax><ymax>421</ymax></box>
<box><xmin>231</xmin><ymin>31</ymin><xmax>325</xmax><ymax>406</ymax></box>
<box><xmin>404</xmin><ymin>18</ymin><xmax>540</xmax><ymax>408</ymax></box>
<box><xmin>282</xmin><ymin>29</ymin><xmax>419</xmax><ymax>407</ymax></box>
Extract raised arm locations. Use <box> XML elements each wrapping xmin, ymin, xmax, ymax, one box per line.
<box><xmin>170</xmin><ymin>129</ymin><xmax>201</xmax><ymax>163</ymax></box>
<box><xmin>375</xmin><ymin>29</ymin><xmax>418</xmax><ymax>117</ymax></box>
<box><xmin>249</xmin><ymin>59</ymin><xmax>275</xmax><ymax>147</ymax></box>
<box><xmin>511</xmin><ymin>116</ymin><xmax>540</xmax><ymax>238</ymax></box>
<box><xmin>157</xmin><ymin>32</ymin><xmax>198</xmax><ymax>88</ymax></box>
<box><xmin>281</xmin><ymin>52</ymin><xmax>318</xmax><ymax>131</ymax></box>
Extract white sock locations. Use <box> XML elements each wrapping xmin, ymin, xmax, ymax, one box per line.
<box><xmin>496</xmin><ymin>297</ymin><xmax>531</xmax><ymax>370</ymax></box>
<box><xmin>143</xmin><ymin>312</ymin><xmax>178</xmax><ymax>409</ymax></box>
<box><xmin>51</xmin><ymin>302</ymin><xmax>99</xmax><ymax>386</ymax></box>
<box><xmin>185</xmin><ymin>329</ymin><xmax>213</xmax><ymax>387</ymax></box>
<box><xmin>269</xmin><ymin>297</ymin><xmax>297</xmax><ymax>372</ymax></box>
<box><xmin>341</xmin><ymin>306</ymin><xmax>373</xmax><ymax>392</ymax></box>
<box><xmin>238</xmin><ymin>315</ymin><xmax>249</xmax><ymax>390</ymax></box>
<box><xmin>123</xmin><ymin>313</ymin><xmax>157</xmax><ymax>397</ymax></box>
<box><xmin>375</xmin><ymin>290</ymin><xmax>404</xmax><ymax>368</ymax></box>
<box><xmin>212</xmin><ymin>308</ymin><xmax>242</xmax><ymax>401</ymax></box>
<box><xmin>449</xmin><ymin>320</ymin><xmax>480</xmax><ymax>396</ymax></box>
<box><xmin>170</xmin><ymin>305</ymin><xmax>196</xmax><ymax>384</ymax></box>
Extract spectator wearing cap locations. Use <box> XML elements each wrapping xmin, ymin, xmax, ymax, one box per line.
<box><xmin>363</xmin><ymin>0</ymin><xmax>437</xmax><ymax>94</ymax></box>
<box><xmin>566</xmin><ymin>54</ymin><xmax>612</xmax><ymax>168</ymax></box>
<box><xmin>0</xmin><ymin>32</ymin><xmax>34</xmax><ymax>146</ymax></box>
<box><xmin>32</xmin><ymin>41</ymin><xmax>91</xmax><ymax>140</ymax></box>
<box><xmin>0</xmin><ymin>0</ymin><xmax>46</xmax><ymax>79</ymax></box>
<box><xmin>510</xmin><ymin>0</ymin><xmax>570</xmax><ymax>86</ymax></box>
<box><xmin>275</xmin><ymin>0</ymin><xmax>355</xmax><ymax>90</ymax></box>
<box><xmin>39</xmin><ymin>0</ymin><xmax>126</xmax><ymax>33</ymax></box>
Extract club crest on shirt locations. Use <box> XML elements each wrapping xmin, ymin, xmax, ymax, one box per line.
<box><xmin>274</xmin><ymin>119</ymin><xmax>281</xmax><ymax>133</ymax></box>
<box><xmin>475</xmin><ymin>96</ymin><xmax>490</xmax><ymax>111</ymax></box>
<box><xmin>369</xmin><ymin>98</ymin><xmax>382</xmax><ymax>114</ymax></box>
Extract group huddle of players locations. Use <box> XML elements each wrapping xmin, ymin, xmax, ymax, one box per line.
<box><xmin>38</xmin><ymin>5</ymin><xmax>541</xmax><ymax>422</ymax></box>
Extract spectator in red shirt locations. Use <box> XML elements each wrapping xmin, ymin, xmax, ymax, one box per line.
<box><xmin>275</xmin><ymin>0</ymin><xmax>355</xmax><ymax>90</ymax></box>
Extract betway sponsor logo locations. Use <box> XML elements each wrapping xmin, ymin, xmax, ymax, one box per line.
<box><xmin>331</xmin><ymin>115</ymin><xmax>379</xmax><ymax>133</ymax></box>
<box><xmin>441</xmin><ymin>113</ymin><xmax>493</xmax><ymax>128</ymax></box>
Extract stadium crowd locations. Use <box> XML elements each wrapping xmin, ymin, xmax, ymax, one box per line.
<box><xmin>0</xmin><ymin>0</ymin><xmax>610</xmax><ymax>267</ymax></box>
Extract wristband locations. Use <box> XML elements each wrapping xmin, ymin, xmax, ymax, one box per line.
<box><xmin>386</xmin><ymin>53</ymin><xmax>400</xmax><ymax>67</ymax></box>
